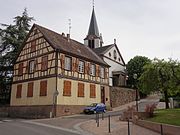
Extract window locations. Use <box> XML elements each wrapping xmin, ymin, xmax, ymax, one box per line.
<box><xmin>40</xmin><ymin>80</ymin><xmax>47</xmax><ymax>96</ymax></box>
<box><xmin>78</xmin><ymin>83</ymin><xmax>84</xmax><ymax>97</ymax></box>
<box><xmin>90</xmin><ymin>84</ymin><xmax>96</xmax><ymax>98</ymax></box>
<box><xmin>18</xmin><ymin>63</ymin><xmax>23</xmax><ymax>76</ymax></box>
<box><xmin>41</xmin><ymin>56</ymin><xmax>48</xmax><ymax>71</ymax></box>
<box><xmin>31</xmin><ymin>40</ymin><xmax>36</xmax><ymax>52</ymax></box>
<box><xmin>16</xmin><ymin>84</ymin><xmax>22</xmax><ymax>98</ymax></box>
<box><xmin>109</xmin><ymin>52</ymin><xmax>111</xmax><ymax>57</ymax></box>
<box><xmin>27</xmin><ymin>82</ymin><xmax>33</xmax><ymax>97</ymax></box>
<box><xmin>90</xmin><ymin>64</ymin><xmax>96</xmax><ymax>76</ymax></box>
<box><xmin>63</xmin><ymin>80</ymin><xmax>71</xmax><ymax>96</ymax></box>
<box><xmin>29</xmin><ymin>60</ymin><xmax>35</xmax><ymax>73</ymax></box>
<box><xmin>65</xmin><ymin>56</ymin><xmax>72</xmax><ymax>70</ymax></box>
<box><xmin>88</xmin><ymin>40</ymin><xmax>95</xmax><ymax>49</ymax></box>
<box><xmin>118</xmin><ymin>58</ymin><xmax>121</xmax><ymax>62</ymax></box>
<box><xmin>78</xmin><ymin>60</ymin><xmax>84</xmax><ymax>73</ymax></box>
<box><xmin>100</xmin><ymin>67</ymin><xmax>105</xmax><ymax>78</ymax></box>
<box><xmin>114</xmin><ymin>50</ymin><xmax>117</xmax><ymax>60</ymax></box>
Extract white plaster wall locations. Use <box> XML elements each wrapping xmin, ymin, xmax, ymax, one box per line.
<box><xmin>103</xmin><ymin>57</ymin><xmax>125</xmax><ymax>86</ymax></box>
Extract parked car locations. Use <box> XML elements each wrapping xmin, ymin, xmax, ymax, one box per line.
<box><xmin>83</xmin><ymin>103</ymin><xmax>106</xmax><ymax>114</ymax></box>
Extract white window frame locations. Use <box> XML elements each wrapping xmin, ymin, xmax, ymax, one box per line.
<box><xmin>78</xmin><ymin>60</ymin><xmax>84</xmax><ymax>73</ymax></box>
<box><xmin>90</xmin><ymin>64</ymin><xmax>96</xmax><ymax>76</ymax></box>
<box><xmin>100</xmin><ymin>67</ymin><xmax>105</xmax><ymax>78</ymax></box>
<box><xmin>64</xmin><ymin>56</ymin><xmax>72</xmax><ymax>70</ymax></box>
<box><xmin>29</xmin><ymin>60</ymin><xmax>35</xmax><ymax>73</ymax></box>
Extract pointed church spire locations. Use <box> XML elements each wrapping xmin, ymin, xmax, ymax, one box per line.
<box><xmin>88</xmin><ymin>8</ymin><xmax>99</xmax><ymax>37</ymax></box>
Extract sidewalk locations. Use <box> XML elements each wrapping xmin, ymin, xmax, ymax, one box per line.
<box><xmin>80</xmin><ymin>116</ymin><xmax>159</xmax><ymax>135</ymax></box>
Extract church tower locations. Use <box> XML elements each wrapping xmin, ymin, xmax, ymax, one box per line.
<box><xmin>84</xmin><ymin>7</ymin><xmax>103</xmax><ymax>49</ymax></box>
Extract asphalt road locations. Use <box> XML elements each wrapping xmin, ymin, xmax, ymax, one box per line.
<box><xmin>0</xmin><ymin>120</ymin><xmax>80</xmax><ymax>135</ymax></box>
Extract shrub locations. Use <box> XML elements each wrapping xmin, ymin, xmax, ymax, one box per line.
<box><xmin>145</xmin><ymin>103</ymin><xmax>157</xmax><ymax>117</ymax></box>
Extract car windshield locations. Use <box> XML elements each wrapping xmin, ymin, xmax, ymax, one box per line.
<box><xmin>88</xmin><ymin>103</ymin><xmax>97</xmax><ymax>107</ymax></box>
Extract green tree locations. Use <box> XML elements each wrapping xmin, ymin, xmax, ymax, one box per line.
<box><xmin>126</xmin><ymin>56</ymin><xmax>151</xmax><ymax>88</ymax></box>
<box><xmin>0</xmin><ymin>8</ymin><xmax>34</xmax><ymax>105</ymax></box>
<box><xmin>139</xmin><ymin>58</ymin><xmax>180</xmax><ymax>109</ymax></box>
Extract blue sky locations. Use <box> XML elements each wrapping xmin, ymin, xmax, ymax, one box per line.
<box><xmin>0</xmin><ymin>0</ymin><xmax>180</xmax><ymax>62</ymax></box>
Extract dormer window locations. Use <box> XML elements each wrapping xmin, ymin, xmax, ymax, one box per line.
<box><xmin>114</xmin><ymin>50</ymin><xmax>117</xmax><ymax>60</ymax></box>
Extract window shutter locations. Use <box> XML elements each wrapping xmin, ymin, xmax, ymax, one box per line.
<box><xmin>78</xmin><ymin>83</ymin><xmax>84</xmax><ymax>97</ymax></box>
<box><xmin>40</xmin><ymin>80</ymin><xmax>47</xmax><ymax>96</ymax></box>
<box><xmin>18</xmin><ymin>63</ymin><xmax>23</xmax><ymax>76</ymax></box>
<box><xmin>84</xmin><ymin>62</ymin><xmax>88</xmax><ymax>74</ymax></box>
<box><xmin>27</xmin><ymin>82</ymin><xmax>33</xmax><ymax>97</ymax></box>
<box><xmin>87</xmin><ymin>63</ymin><xmax>90</xmax><ymax>75</ymax></box>
<box><xmin>90</xmin><ymin>84</ymin><xmax>96</xmax><ymax>98</ymax></box>
<box><xmin>41</xmin><ymin>56</ymin><xmax>48</xmax><ymax>71</ymax></box>
<box><xmin>63</xmin><ymin>80</ymin><xmax>71</xmax><ymax>96</ymax></box>
<box><xmin>72</xmin><ymin>57</ymin><xmax>76</xmax><ymax>72</ymax></box>
<box><xmin>31</xmin><ymin>40</ymin><xmax>36</xmax><ymax>52</ymax></box>
<box><xmin>60</xmin><ymin>54</ymin><xmax>65</xmax><ymax>69</ymax></box>
<box><xmin>96</xmin><ymin>65</ymin><xmax>99</xmax><ymax>77</ymax></box>
<box><xmin>16</xmin><ymin>84</ymin><xmax>22</xmax><ymax>98</ymax></box>
<box><xmin>75</xmin><ymin>58</ymin><xmax>79</xmax><ymax>72</ymax></box>
<box><xmin>104</xmin><ymin>68</ymin><xmax>108</xmax><ymax>79</ymax></box>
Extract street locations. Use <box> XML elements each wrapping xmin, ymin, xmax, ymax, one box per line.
<box><xmin>0</xmin><ymin>119</ymin><xmax>80</xmax><ymax>135</ymax></box>
<box><xmin>0</xmin><ymin>96</ymin><xmax>160</xmax><ymax>135</ymax></box>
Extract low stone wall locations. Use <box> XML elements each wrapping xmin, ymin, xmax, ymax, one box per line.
<box><xmin>110</xmin><ymin>87</ymin><xmax>136</xmax><ymax>108</ymax></box>
<box><xmin>135</xmin><ymin>120</ymin><xmax>180</xmax><ymax>135</ymax></box>
<box><xmin>0</xmin><ymin>104</ymin><xmax>85</xmax><ymax>118</ymax></box>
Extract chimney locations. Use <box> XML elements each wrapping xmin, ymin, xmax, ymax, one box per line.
<box><xmin>62</xmin><ymin>32</ymin><xmax>65</xmax><ymax>37</ymax></box>
<box><xmin>67</xmin><ymin>34</ymin><xmax>70</xmax><ymax>42</ymax></box>
<box><xmin>114</xmin><ymin>39</ymin><xmax>116</xmax><ymax>44</ymax></box>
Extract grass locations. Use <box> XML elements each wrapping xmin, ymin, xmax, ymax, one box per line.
<box><xmin>146</xmin><ymin>108</ymin><xmax>180</xmax><ymax>126</ymax></box>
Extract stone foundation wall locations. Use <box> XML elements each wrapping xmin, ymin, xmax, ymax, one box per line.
<box><xmin>110</xmin><ymin>87</ymin><xmax>136</xmax><ymax>108</ymax></box>
<box><xmin>0</xmin><ymin>104</ymin><xmax>85</xmax><ymax>118</ymax></box>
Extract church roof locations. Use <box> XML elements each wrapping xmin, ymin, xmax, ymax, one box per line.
<box><xmin>93</xmin><ymin>44</ymin><xmax>114</xmax><ymax>55</ymax></box>
<box><xmin>93</xmin><ymin>44</ymin><xmax>126</xmax><ymax>65</ymax></box>
<box><xmin>34</xmin><ymin>24</ymin><xmax>108</xmax><ymax>66</ymax></box>
<box><xmin>87</xmin><ymin>8</ymin><xmax>99</xmax><ymax>37</ymax></box>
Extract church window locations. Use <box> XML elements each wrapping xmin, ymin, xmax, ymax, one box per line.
<box><xmin>65</xmin><ymin>56</ymin><xmax>72</xmax><ymax>70</ymax></box>
<box><xmin>88</xmin><ymin>40</ymin><xmax>95</xmax><ymax>49</ymax></box>
<box><xmin>90</xmin><ymin>64</ymin><xmax>96</xmax><ymax>76</ymax></box>
<box><xmin>78</xmin><ymin>60</ymin><xmax>84</xmax><ymax>73</ymax></box>
<box><xmin>114</xmin><ymin>50</ymin><xmax>117</xmax><ymax>60</ymax></box>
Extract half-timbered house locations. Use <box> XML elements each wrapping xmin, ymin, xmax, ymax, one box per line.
<box><xmin>10</xmin><ymin>24</ymin><xmax>110</xmax><ymax>117</ymax></box>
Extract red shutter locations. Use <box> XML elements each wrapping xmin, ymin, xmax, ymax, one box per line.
<box><xmin>78</xmin><ymin>83</ymin><xmax>84</xmax><ymax>97</ymax></box>
<box><xmin>18</xmin><ymin>63</ymin><xmax>23</xmax><ymax>76</ymax></box>
<box><xmin>75</xmin><ymin>59</ymin><xmax>79</xmax><ymax>72</ymax></box>
<box><xmin>90</xmin><ymin>84</ymin><xmax>96</xmax><ymax>98</ymax></box>
<box><xmin>16</xmin><ymin>84</ymin><xmax>22</xmax><ymax>98</ymax></box>
<box><xmin>63</xmin><ymin>81</ymin><xmax>71</xmax><ymax>96</ymax></box>
<box><xmin>60</xmin><ymin>54</ymin><xmax>65</xmax><ymax>69</ymax></box>
<box><xmin>27</xmin><ymin>82</ymin><xmax>33</xmax><ymax>97</ymax></box>
<box><xmin>40</xmin><ymin>80</ymin><xmax>47</xmax><ymax>96</ymax></box>
<box><xmin>96</xmin><ymin>65</ymin><xmax>99</xmax><ymax>77</ymax></box>
<box><xmin>31</xmin><ymin>40</ymin><xmax>36</xmax><ymax>52</ymax></box>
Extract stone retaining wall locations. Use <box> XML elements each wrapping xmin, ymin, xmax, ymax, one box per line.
<box><xmin>110</xmin><ymin>87</ymin><xmax>136</xmax><ymax>108</ymax></box>
<box><xmin>135</xmin><ymin>120</ymin><xmax>180</xmax><ymax>135</ymax></box>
